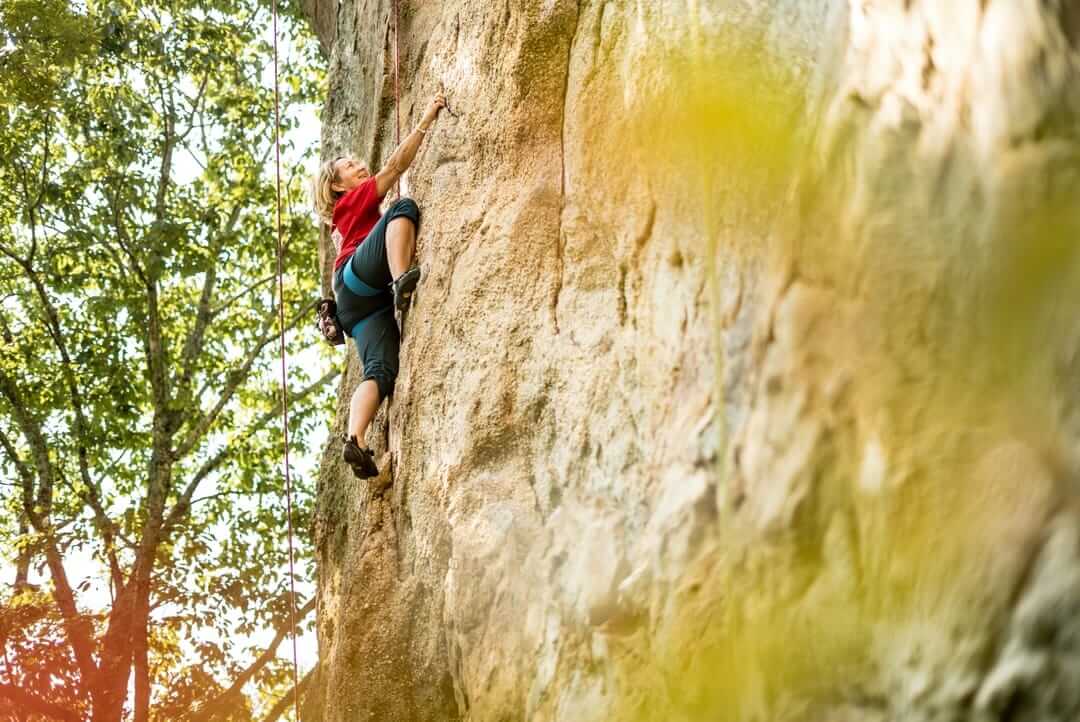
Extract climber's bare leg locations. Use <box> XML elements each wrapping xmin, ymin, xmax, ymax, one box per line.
<box><xmin>386</xmin><ymin>216</ymin><xmax>415</xmax><ymax>280</ymax></box>
<box><xmin>348</xmin><ymin>379</ymin><xmax>382</xmax><ymax>444</ymax></box>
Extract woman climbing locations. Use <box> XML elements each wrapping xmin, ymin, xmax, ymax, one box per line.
<box><xmin>313</xmin><ymin>91</ymin><xmax>447</xmax><ymax>479</ymax></box>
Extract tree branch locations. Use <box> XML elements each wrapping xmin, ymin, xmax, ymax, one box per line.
<box><xmin>0</xmin><ymin>372</ymin><xmax>52</xmax><ymax>522</ymax></box>
<box><xmin>154</xmin><ymin>82</ymin><xmax>176</xmax><ymax>223</ymax></box>
<box><xmin>172</xmin><ymin>298</ymin><xmax>321</xmax><ymax>461</ymax></box>
<box><xmin>174</xmin><ymin>201</ymin><xmax>245</xmax><ymax>403</ymax></box>
<box><xmin>56</xmin><ymin>466</ymin><xmax>126</xmax><ymax>593</ymax></box>
<box><xmin>144</xmin><ymin>123</ymin><xmax>177</xmax><ymax>431</ymax></box>
<box><xmin>186</xmin><ymin>598</ymin><xmax>315</xmax><ymax>722</ymax></box>
<box><xmin>13</xmin><ymin>517</ymin><xmax>32</xmax><ymax>590</ymax></box>
<box><xmin>0</xmin><ymin>373</ymin><xmax>99</xmax><ymax>689</ymax></box>
<box><xmin>0</xmin><ymin>426</ymin><xmax>36</xmax><ymax>590</ymax></box>
<box><xmin>209</xmin><ymin>273</ymin><xmax>278</xmax><ymax>317</ymax></box>
<box><xmin>188</xmin><ymin>489</ymin><xmax>246</xmax><ymax>506</ymax></box>
<box><xmin>4</xmin><ymin>248</ymin><xmax>127</xmax><ymax>590</ymax></box>
<box><xmin>25</xmin><ymin>115</ymin><xmax>52</xmax><ymax>265</ymax></box>
<box><xmin>176</xmin><ymin>71</ymin><xmax>211</xmax><ymax>143</ymax></box>
<box><xmin>163</xmin><ymin>367</ymin><xmax>338</xmax><ymax>534</ymax></box>
<box><xmin>0</xmin><ymin>423</ymin><xmax>35</xmax><ymax>492</ymax></box>
<box><xmin>260</xmin><ymin>668</ymin><xmax>314</xmax><ymax>722</ymax></box>
<box><xmin>102</xmin><ymin>184</ymin><xmax>148</xmax><ymax>284</ymax></box>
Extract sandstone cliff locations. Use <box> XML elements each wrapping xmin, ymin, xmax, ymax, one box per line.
<box><xmin>302</xmin><ymin>1</ymin><xmax>1080</xmax><ymax>720</ymax></box>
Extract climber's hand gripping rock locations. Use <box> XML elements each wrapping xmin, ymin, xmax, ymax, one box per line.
<box><xmin>374</xmin><ymin>91</ymin><xmax>448</xmax><ymax>197</ymax></box>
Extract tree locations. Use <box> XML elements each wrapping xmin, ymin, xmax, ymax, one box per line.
<box><xmin>0</xmin><ymin>0</ymin><xmax>333</xmax><ymax>719</ymax></box>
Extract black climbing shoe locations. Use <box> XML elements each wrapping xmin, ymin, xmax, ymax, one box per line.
<box><xmin>390</xmin><ymin>266</ymin><xmax>421</xmax><ymax>312</ymax></box>
<box><xmin>341</xmin><ymin>435</ymin><xmax>379</xmax><ymax>479</ymax></box>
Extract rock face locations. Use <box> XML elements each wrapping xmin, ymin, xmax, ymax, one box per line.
<box><xmin>303</xmin><ymin>1</ymin><xmax>1080</xmax><ymax>720</ymax></box>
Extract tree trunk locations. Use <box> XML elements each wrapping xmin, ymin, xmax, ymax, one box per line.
<box><xmin>13</xmin><ymin>519</ymin><xmax>30</xmax><ymax>590</ymax></box>
<box><xmin>132</xmin><ymin>600</ymin><xmax>150</xmax><ymax>722</ymax></box>
<box><xmin>92</xmin><ymin>585</ymin><xmax>136</xmax><ymax>722</ymax></box>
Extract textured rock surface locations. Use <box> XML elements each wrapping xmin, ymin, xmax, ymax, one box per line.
<box><xmin>303</xmin><ymin>1</ymin><xmax>1080</xmax><ymax>720</ymax></box>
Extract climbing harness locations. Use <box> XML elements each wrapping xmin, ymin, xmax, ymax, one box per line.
<box><xmin>270</xmin><ymin>0</ymin><xmax>302</xmax><ymax>718</ymax></box>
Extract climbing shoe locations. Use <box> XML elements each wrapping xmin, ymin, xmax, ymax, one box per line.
<box><xmin>390</xmin><ymin>266</ymin><xmax>421</xmax><ymax>312</ymax></box>
<box><xmin>341</xmin><ymin>435</ymin><xmax>379</xmax><ymax>479</ymax></box>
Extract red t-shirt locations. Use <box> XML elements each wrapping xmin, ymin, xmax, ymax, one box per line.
<box><xmin>332</xmin><ymin>177</ymin><xmax>384</xmax><ymax>270</ymax></box>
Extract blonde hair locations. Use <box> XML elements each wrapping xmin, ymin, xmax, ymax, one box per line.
<box><xmin>312</xmin><ymin>157</ymin><xmax>344</xmax><ymax>226</ymax></box>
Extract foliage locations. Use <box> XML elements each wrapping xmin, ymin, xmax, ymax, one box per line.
<box><xmin>0</xmin><ymin>0</ymin><xmax>332</xmax><ymax>719</ymax></box>
<box><xmin>0</xmin><ymin>588</ymin><xmax>89</xmax><ymax>720</ymax></box>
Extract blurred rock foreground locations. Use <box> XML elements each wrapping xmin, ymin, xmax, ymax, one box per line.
<box><xmin>299</xmin><ymin>1</ymin><xmax>1080</xmax><ymax>720</ymax></box>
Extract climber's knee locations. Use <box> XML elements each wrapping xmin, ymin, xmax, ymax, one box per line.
<box><xmin>362</xmin><ymin>363</ymin><xmax>396</xmax><ymax>400</ymax></box>
<box><xmin>387</xmin><ymin>197</ymin><xmax>420</xmax><ymax>231</ymax></box>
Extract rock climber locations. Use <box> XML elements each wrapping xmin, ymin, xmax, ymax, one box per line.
<box><xmin>312</xmin><ymin>91</ymin><xmax>447</xmax><ymax>479</ymax></box>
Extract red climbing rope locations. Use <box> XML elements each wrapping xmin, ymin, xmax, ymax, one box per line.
<box><xmin>270</xmin><ymin>0</ymin><xmax>302</xmax><ymax>719</ymax></box>
<box><xmin>392</xmin><ymin>0</ymin><xmax>402</xmax><ymax>198</ymax></box>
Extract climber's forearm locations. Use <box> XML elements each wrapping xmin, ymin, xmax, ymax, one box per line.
<box><xmin>375</xmin><ymin>93</ymin><xmax>446</xmax><ymax>197</ymax></box>
<box><xmin>387</xmin><ymin>127</ymin><xmax>427</xmax><ymax>174</ymax></box>
<box><xmin>375</xmin><ymin>127</ymin><xmax>426</xmax><ymax>196</ymax></box>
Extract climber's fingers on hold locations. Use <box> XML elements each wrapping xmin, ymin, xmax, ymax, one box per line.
<box><xmin>429</xmin><ymin>89</ymin><xmax>457</xmax><ymax>119</ymax></box>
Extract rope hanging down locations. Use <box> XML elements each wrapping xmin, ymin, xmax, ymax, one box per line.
<box><xmin>264</xmin><ymin>1</ymin><xmax>410</xmax><ymax>715</ymax></box>
<box><xmin>392</xmin><ymin>0</ymin><xmax>402</xmax><ymax>197</ymax></box>
<box><xmin>270</xmin><ymin>0</ymin><xmax>302</xmax><ymax>719</ymax></box>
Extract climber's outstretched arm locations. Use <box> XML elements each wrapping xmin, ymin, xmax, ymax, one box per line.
<box><xmin>375</xmin><ymin>91</ymin><xmax>447</xmax><ymax>197</ymax></box>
